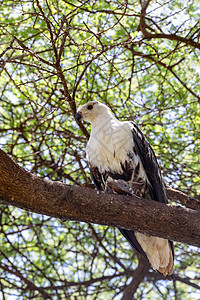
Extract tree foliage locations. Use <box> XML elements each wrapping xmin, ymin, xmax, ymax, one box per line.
<box><xmin>0</xmin><ymin>0</ymin><xmax>200</xmax><ymax>299</ymax></box>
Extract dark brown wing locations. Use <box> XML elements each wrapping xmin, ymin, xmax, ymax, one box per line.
<box><xmin>130</xmin><ymin>122</ymin><xmax>174</xmax><ymax>259</ymax></box>
<box><xmin>131</xmin><ymin>122</ymin><xmax>167</xmax><ymax>204</ymax></box>
<box><xmin>89</xmin><ymin>166</ymin><xmax>105</xmax><ymax>191</ymax></box>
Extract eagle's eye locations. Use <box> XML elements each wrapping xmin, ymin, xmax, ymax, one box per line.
<box><xmin>87</xmin><ymin>104</ymin><xmax>93</xmax><ymax>110</ymax></box>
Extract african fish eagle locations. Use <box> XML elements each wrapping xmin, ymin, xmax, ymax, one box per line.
<box><xmin>75</xmin><ymin>101</ymin><xmax>174</xmax><ymax>277</ymax></box>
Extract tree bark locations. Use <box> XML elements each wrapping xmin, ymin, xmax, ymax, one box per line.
<box><xmin>0</xmin><ymin>149</ymin><xmax>200</xmax><ymax>247</ymax></box>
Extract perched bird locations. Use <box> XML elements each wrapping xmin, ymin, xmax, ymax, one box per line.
<box><xmin>75</xmin><ymin>101</ymin><xmax>174</xmax><ymax>277</ymax></box>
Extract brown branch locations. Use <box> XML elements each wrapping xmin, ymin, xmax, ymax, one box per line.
<box><xmin>107</xmin><ymin>180</ymin><xmax>200</xmax><ymax>211</ymax></box>
<box><xmin>55</xmin><ymin>64</ymin><xmax>90</xmax><ymax>139</ymax></box>
<box><xmin>88</xmin><ymin>224</ymin><xmax>127</xmax><ymax>270</ymax></box>
<box><xmin>56</xmin><ymin>25</ymin><xmax>71</xmax><ymax>65</ymax></box>
<box><xmin>142</xmin><ymin>31</ymin><xmax>200</xmax><ymax>51</ymax></box>
<box><xmin>139</xmin><ymin>0</ymin><xmax>200</xmax><ymax>50</ymax></box>
<box><xmin>0</xmin><ymin>37</ymin><xmax>15</xmax><ymax>59</ymax></box>
<box><xmin>13</xmin><ymin>36</ymin><xmax>55</xmax><ymax>67</ymax></box>
<box><xmin>121</xmin><ymin>257</ymin><xmax>150</xmax><ymax>300</ymax></box>
<box><xmin>12</xmin><ymin>33</ymin><xmax>89</xmax><ymax>139</ymax></box>
<box><xmin>146</xmin><ymin>271</ymin><xmax>200</xmax><ymax>290</ymax></box>
<box><xmin>127</xmin><ymin>49</ymin><xmax>200</xmax><ymax>102</ymax></box>
<box><xmin>35</xmin><ymin>0</ymin><xmax>58</xmax><ymax>61</ymax></box>
<box><xmin>0</xmin><ymin>149</ymin><xmax>200</xmax><ymax>247</ymax></box>
<box><xmin>0</xmin><ymin>261</ymin><xmax>52</xmax><ymax>299</ymax></box>
<box><xmin>165</xmin><ymin>184</ymin><xmax>200</xmax><ymax>211</ymax></box>
<box><xmin>43</xmin><ymin>270</ymin><xmax>133</xmax><ymax>290</ymax></box>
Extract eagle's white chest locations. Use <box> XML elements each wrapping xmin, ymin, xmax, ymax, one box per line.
<box><xmin>86</xmin><ymin>119</ymin><xmax>135</xmax><ymax>174</ymax></box>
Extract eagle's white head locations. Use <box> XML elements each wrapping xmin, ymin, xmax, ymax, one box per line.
<box><xmin>75</xmin><ymin>101</ymin><xmax>113</xmax><ymax>124</ymax></box>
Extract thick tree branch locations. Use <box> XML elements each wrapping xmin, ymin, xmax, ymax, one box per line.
<box><xmin>107</xmin><ymin>179</ymin><xmax>200</xmax><ymax>211</ymax></box>
<box><xmin>165</xmin><ymin>184</ymin><xmax>200</xmax><ymax>211</ymax></box>
<box><xmin>0</xmin><ymin>149</ymin><xmax>200</xmax><ymax>247</ymax></box>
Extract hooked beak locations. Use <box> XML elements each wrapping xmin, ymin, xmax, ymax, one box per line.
<box><xmin>75</xmin><ymin>112</ymin><xmax>82</xmax><ymax>122</ymax></box>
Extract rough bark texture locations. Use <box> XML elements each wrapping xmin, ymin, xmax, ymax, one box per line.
<box><xmin>0</xmin><ymin>149</ymin><xmax>200</xmax><ymax>247</ymax></box>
